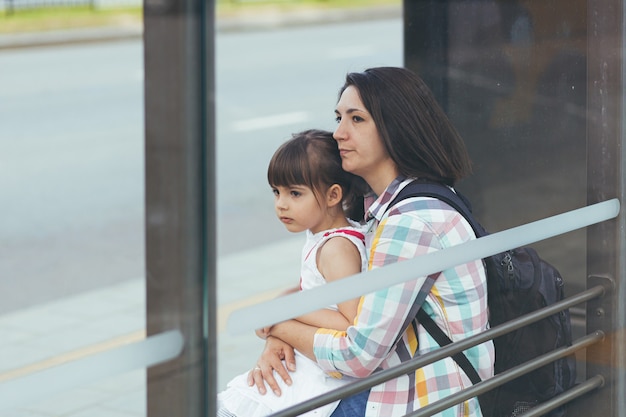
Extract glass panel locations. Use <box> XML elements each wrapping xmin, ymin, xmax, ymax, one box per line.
<box><xmin>446</xmin><ymin>0</ymin><xmax>587</xmax><ymax>294</ymax></box>
<box><xmin>215</xmin><ymin>1</ymin><xmax>403</xmax><ymax>392</ymax></box>
<box><xmin>0</xmin><ymin>13</ymin><xmax>146</xmax><ymax>416</ymax></box>
<box><xmin>404</xmin><ymin>0</ymin><xmax>589</xmax><ymax>380</ymax></box>
<box><xmin>406</xmin><ymin>0</ymin><xmax>587</xmax><ymax>293</ymax></box>
<box><xmin>406</xmin><ymin>1</ymin><xmax>626</xmax><ymax>414</ymax></box>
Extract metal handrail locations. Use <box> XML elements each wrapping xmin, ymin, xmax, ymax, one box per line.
<box><xmin>517</xmin><ymin>375</ymin><xmax>605</xmax><ymax>417</ymax></box>
<box><xmin>269</xmin><ymin>285</ymin><xmax>607</xmax><ymax>417</ymax></box>
<box><xmin>408</xmin><ymin>331</ymin><xmax>604</xmax><ymax>416</ymax></box>
<box><xmin>229</xmin><ymin>199</ymin><xmax>620</xmax><ymax>335</ymax></box>
<box><xmin>0</xmin><ymin>330</ymin><xmax>184</xmax><ymax>411</ymax></box>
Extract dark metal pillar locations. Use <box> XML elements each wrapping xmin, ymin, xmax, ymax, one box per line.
<box><xmin>143</xmin><ymin>0</ymin><xmax>216</xmax><ymax>414</ymax></box>
<box><xmin>584</xmin><ymin>0</ymin><xmax>626</xmax><ymax>415</ymax></box>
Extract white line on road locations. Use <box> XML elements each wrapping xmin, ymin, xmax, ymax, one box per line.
<box><xmin>327</xmin><ymin>45</ymin><xmax>377</xmax><ymax>59</ymax></box>
<box><xmin>231</xmin><ymin>111</ymin><xmax>311</xmax><ymax>132</ymax></box>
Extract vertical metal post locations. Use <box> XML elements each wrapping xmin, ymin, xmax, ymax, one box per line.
<box><xmin>143</xmin><ymin>0</ymin><xmax>216</xmax><ymax>415</ymax></box>
<box><xmin>584</xmin><ymin>0</ymin><xmax>626</xmax><ymax>415</ymax></box>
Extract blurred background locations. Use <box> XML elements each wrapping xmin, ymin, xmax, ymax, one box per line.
<box><xmin>1</xmin><ymin>0</ymin><xmax>609</xmax><ymax>415</ymax></box>
<box><xmin>0</xmin><ymin>1</ymin><xmax>403</xmax><ymax>415</ymax></box>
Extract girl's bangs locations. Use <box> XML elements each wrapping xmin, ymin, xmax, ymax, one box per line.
<box><xmin>268</xmin><ymin>146</ymin><xmax>312</xmax><ymax>188</ymax></box>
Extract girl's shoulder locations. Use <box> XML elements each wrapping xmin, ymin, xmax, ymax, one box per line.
<box><xmin>305</xmin><ymin>220</ymin><xmax>368</xmax><ymax>257</ymax></box>
<box><xmin>320</xmin><ymin>221</ymin><xmax>367</xmax><ymax>244</ymax></box>
<box><xmin>316</xmin><ymin>230</ymin><xmax>368</xmax><ymax>276</ymax></box>
<box><xmin>315</xmin><ymin>221</ymin><xmax>369</xmax><ymax>271</ymax></box>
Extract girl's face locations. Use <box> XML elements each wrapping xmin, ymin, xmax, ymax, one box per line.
<box><xmin>271</xmin><ymin>184</ymin><xmax>330</xmax><ymax>234</ymax></box>
<box><xmin>333</xmin><ymin>85</ymin><xmax>397</xmax><ymax>195</ymax></box>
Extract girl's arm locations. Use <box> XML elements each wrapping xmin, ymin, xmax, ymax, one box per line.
<box><xmin>250</xmin><ymin>236</ymin><xmax>364</xmax><ymax>396</ymax></box>
<box><xmin>279</xmin><ymin>212</ymin><xmax>439</xmax><ymax>378</ymax></box>
<box><xmin>294</xmin><ymin>236</ymin><xmax>362</xmax><ymax>330</ymax></box>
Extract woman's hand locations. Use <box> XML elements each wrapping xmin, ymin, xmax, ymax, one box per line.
<box><xmin>247</xmin><ymin>336</ymin><xmax>296</xmax><ymax>396</ymax></box>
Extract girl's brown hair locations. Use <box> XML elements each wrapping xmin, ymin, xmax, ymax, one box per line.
<box><xmin>267</xmin><ymin>129</ymin><xmax>366</xmax><ymax>221</ymax></box>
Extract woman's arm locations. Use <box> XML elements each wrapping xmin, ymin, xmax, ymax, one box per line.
<box><xmin>269</xmin><ymin>215</ymin><xmax>436</xmax><ymax>379</ymax></box>
<box><xmin>249</xmin><ymin>235</ymin><xmax>365</xmax><ymax>395</ymax></box>
<box><xmin>311</xmin><ymin>212</ymin><xmax>439</xmax><ymax>378</ymax></box>
<box><xmin>252</xmin><ymin>213</ymin><xmax>433</xmax><ymax>391</ymax></box>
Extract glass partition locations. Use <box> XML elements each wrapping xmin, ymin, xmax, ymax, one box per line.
<box><xmin>215</xmin><ymin>7</ymin><xmax>403</xmax><ymax>390</ymax></box>
<box><xmin>0</xmin><ymin>27</ymin><xmax>147</xmax><ymax>415</ymax></box>
<box><xmin>405</xmin><ymin>0</ymin><xmax>625</xmax><ymax>414</ymax></box>
<box><xmin>406</xmin><ymin>0</ymin><xmax>588</xmax><ymax>295</ymax></box>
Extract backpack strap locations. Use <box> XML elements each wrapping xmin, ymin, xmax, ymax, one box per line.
<box><xmin>416</xmin><ymin>309</ymin><xmax>482</xmax><ymax>384</ymax></box>
<box><xmin>387</xmin><ymin>179</ymin><xmax>484</xmax><ymax>385</ymax></box>
<box><xmin>389</xmin><ymin>179</ymin><xmax>487</xmax><ymax>238</ymax></box>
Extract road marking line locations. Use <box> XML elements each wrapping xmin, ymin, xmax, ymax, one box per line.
<box><xmin>218</xmin><ymin>287</ymin><xmax>287</xmax><ymax>333</ymax></box>
<box><xmin>328</xmin><ymin>45</ymin><xmax>376</xmax><ymax>59</ymax></box>
<box><xmin>0</xmin><ymin>330</ymin><xmax>146</xmax><ymax>383</ymax></box>
<box><xmin>0</xmin><ymin>288</ymin><xmax>288</xmax><ymax>382</ymax></box>
<box><xmin>232</xmin><ymin>111</ymin><xmax>310</xmax><ymax>132</ymax></box>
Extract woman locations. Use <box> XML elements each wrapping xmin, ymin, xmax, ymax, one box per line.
<box><xmin>249</xmin><ymin>67</ymin><xmax>494</xmax><ymax>417</ymax></box>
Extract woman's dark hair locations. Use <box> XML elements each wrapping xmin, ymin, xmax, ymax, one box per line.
<box><xmin>267</xmin><ymin>129</ymin><xmax>366</xmax><ymax>221</ymax></box>
<box><xmin>339</xmin><ymin>67</ymin><xmax>472</xmax><ymax>186</ymax></box>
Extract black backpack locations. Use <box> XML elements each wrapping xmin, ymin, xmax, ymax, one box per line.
<box><xmin>388</xmin><ymin>180</ymin><xmax>577</xmax><ymax>417</ymax></box>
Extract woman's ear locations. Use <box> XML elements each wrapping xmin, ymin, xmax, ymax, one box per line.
<box><xmin>326</xmin><ymin>184</ymin><xmax>344</xmax><ymax>208</ymax></box>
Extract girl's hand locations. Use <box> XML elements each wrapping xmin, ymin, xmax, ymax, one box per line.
<box><xmin>247</xmin><ymin>336</ymin><xmax>296</xmax><ymax>396</ymax></box>
<box><xmin>255</xmin><ymin>325</ymin><xmax>272</xmax><ymax>340</ymax></box>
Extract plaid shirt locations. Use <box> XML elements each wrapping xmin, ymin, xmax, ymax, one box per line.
<box><xmin>313</xmin><ymin>177</ymin><xmax>494</xmax><ymax>417</ymax></box>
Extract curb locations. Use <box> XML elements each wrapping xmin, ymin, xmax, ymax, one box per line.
<box><xmin>0</xmin><ymin>5</ymin><xmax>401</xmax><ymax>50</ymax></box>
<box><xmin>217</xmin><ymin>5</ymin><xmax>401</xmax><ymax>33</ymax></box>
<box><xmin>0</xmin><ymin>25</ymin><xmax>142</xmax><ymax>50</ymax></box>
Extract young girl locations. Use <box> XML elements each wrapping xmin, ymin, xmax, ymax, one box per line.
<box><xmin>217</xmin><ymin>129</ymin><xmax>369</xmax><ymax>417</ymax></box>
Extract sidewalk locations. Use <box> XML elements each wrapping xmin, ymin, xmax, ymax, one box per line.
<box><xmin>0</xmin><ymin>4</ymin><xmax>401</xmax><ymax>49</ymax></box>
<box><xmin>0</xmin><ymin>236</ymin><xmax>302</xmax><ymax>416</ymax></box>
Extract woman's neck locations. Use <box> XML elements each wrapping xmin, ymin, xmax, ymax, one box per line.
<box><xmin>365</xmin><ymin>173</ymin><xmax>399</xmax><ymax>197</ymax></box>
<box><xmin>363</xmin><ymin>159</ymin><xmax>399</xmax><ymax>196</ymax></box>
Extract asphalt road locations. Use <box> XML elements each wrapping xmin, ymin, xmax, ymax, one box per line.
<box><xmin>0</xmin><ymin>18</ymin><xmax>403</xmax><ymax>313</ymax></box>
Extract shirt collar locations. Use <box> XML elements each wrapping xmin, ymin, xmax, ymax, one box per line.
<box><xmin>365</xmin><ymin>176</ymin><xmax>416</xmax><ymax>222</ymax></box>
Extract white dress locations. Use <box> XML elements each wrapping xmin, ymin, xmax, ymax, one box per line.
<box><xmin>218</xmin><ymin>222</ymin><xmax>368</xmax><ymax>417</ymax></box>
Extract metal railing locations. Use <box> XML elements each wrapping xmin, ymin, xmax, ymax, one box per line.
<box><xmin>268</xmin><ymin>285</ymin><xmax>610</xmax><ymax>417</ymax></box>
<box><xmin>0</xmin><ymin>199</ymin><xmax>619</xmax><ymax>415</ymax></box>
<box><xmin>223</xmin><ymin>198</ymin><xmax>622</xmax><ymax>417</ymax></box>
<box><xmin>227</xmin><ymin>200</ymin><xmax>620</xmax><ymax>334</ymax></box>
<box><xmin>0</xmin><ymin>330</ymin><xmax>184</xmax><ymax>411</ymax></box>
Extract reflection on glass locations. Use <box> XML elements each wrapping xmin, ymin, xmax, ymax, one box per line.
<box><xmin>442</xmin><ymin>0</ymin><xmax>588</xmax><ymax>294</ymax></box>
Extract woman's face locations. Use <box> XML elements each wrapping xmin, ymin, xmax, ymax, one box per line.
<box><xmin>333</xmin><ymin>85</ymin><xmax>396</xmax><ymax>194</ymax></box>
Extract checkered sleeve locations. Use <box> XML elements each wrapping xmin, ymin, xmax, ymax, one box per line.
<box><xmin>314</xmin><ymin>210</ymin><xmax>441</xmax><ymax>378</ymax></box>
